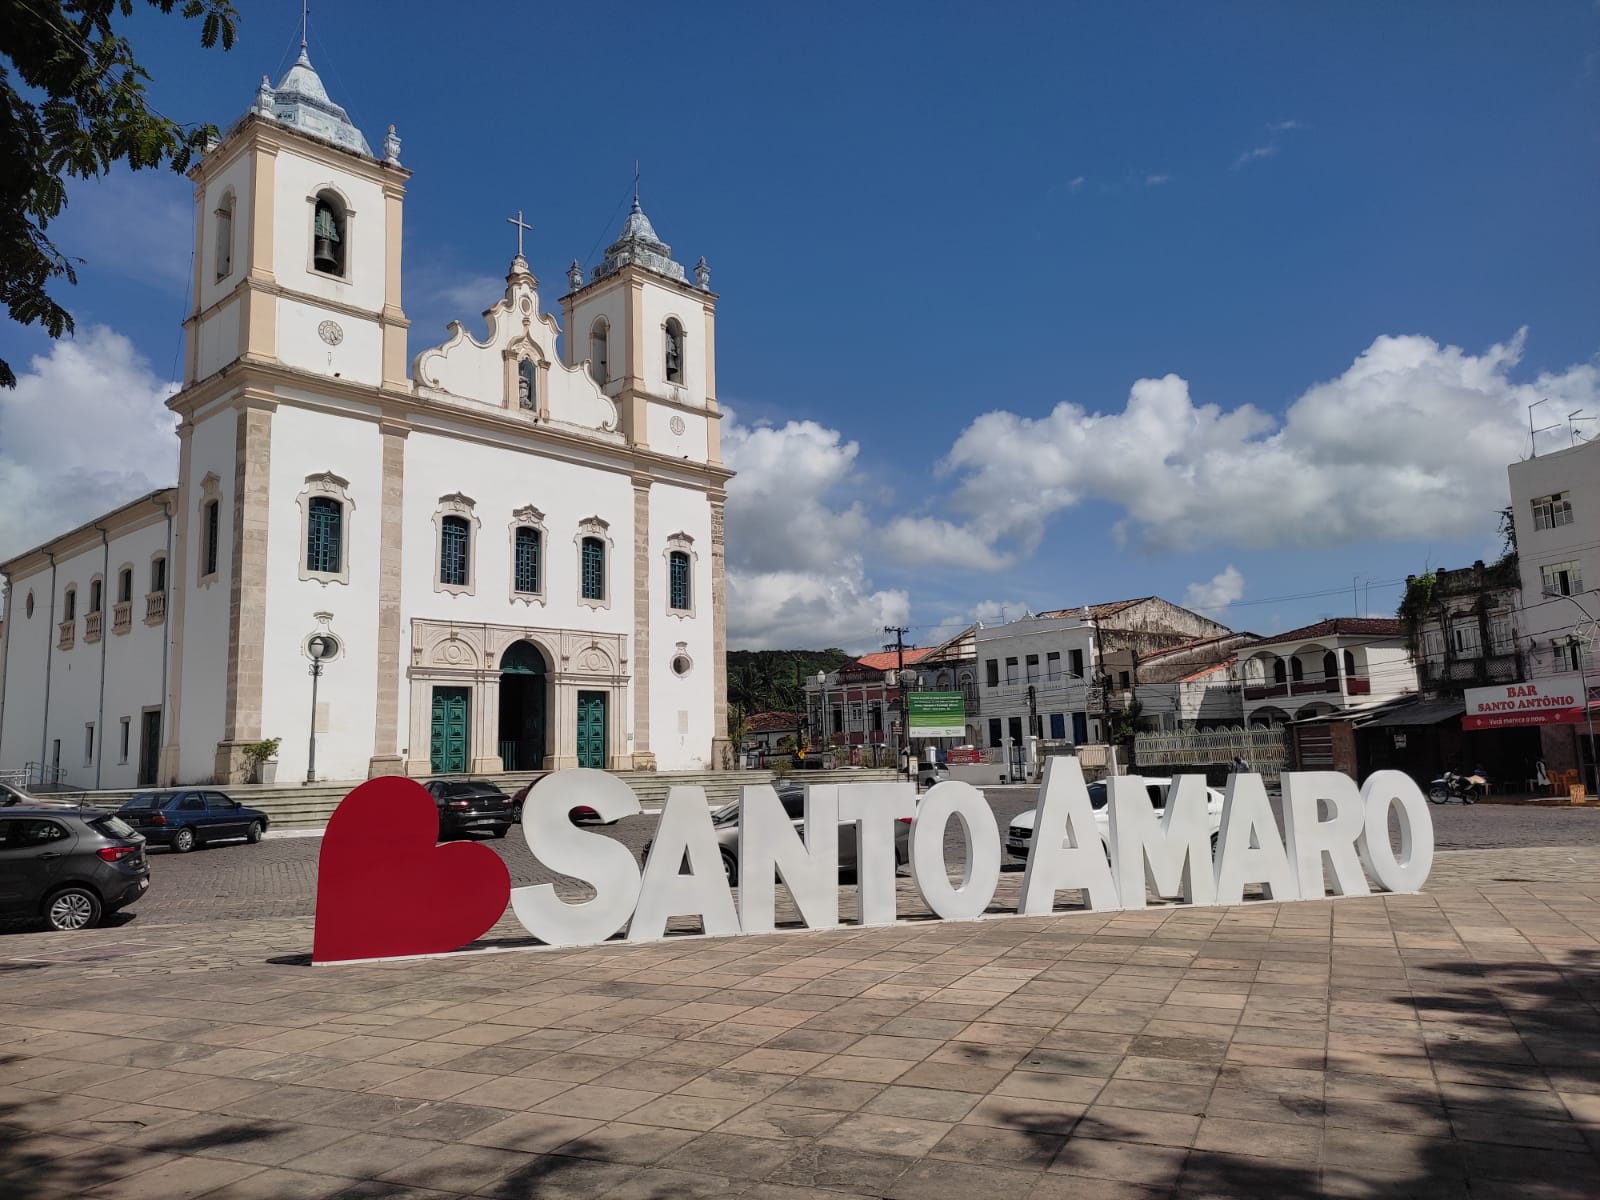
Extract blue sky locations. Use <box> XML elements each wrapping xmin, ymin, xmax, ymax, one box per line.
<box><xmin>2</xmin><ymin>1</ymin><xmax>1597</xmax><ymax>651</ymax></box>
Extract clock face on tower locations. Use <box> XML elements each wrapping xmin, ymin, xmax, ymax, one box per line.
<box><xmin>318</xmin><ymin>320</ymin><xmax>344</xmax><ymax>346</ymax></box>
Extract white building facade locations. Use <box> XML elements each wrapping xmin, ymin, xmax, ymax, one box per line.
<box><xmin>1507</xmin><ymin>434</ymin><xmax>1600</xmax><ymax>786</ymax></box>
<box><xmin>0</xmin><ymin>49</ymin><xmax>732</xmax><ymax>787</ymax></box>
<box><xmin>1237</xmin><ymin>618</ymin><xmax>1417</xmax><ymax>726</ymax></box>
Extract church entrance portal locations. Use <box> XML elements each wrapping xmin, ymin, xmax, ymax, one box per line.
<box><xmin>576</xmin><ymin>691</ymin><xmax>607</xmax><ymax>769</ymax></box>
<box><xmin>498</xmin><ymin>642</ymin><xmax>548</xmax><ymax>771</ymax></box>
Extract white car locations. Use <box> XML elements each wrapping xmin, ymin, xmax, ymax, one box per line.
<box><xmin>1005</xmin><ymin>776</ymin><xmax>1226</xmax><ymax>860</ymax></box>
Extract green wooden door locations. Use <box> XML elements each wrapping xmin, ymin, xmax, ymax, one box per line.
<box><xmin>576</xmin><ymin>691</ymin><xmax>607</xmax><ymax>769</ymax></box>
<box><xmin>430</xmin><ymin>687</ymin><xmax>470</xmax><ymax>773</ymax></box>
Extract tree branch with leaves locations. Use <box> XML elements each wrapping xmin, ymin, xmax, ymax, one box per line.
<box><xmin>0</xmin><ymin>0</ymin><xmax>237</xmax><ymax>387</ymax></box>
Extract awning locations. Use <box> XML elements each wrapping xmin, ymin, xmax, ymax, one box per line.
<box><xmin>1364</xmin><ymin>699</ymin><xmax>1467</xmax><ymax>730</ymax></box>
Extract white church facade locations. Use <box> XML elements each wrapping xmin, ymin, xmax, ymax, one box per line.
<box><xmin>0</xmin><ymin>48</ymin><xmax>732</xmax><ymax>788</ymax></box>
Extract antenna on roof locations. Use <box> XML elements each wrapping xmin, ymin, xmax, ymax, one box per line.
<box><xmin>301</xmin><ymin>0</ymin><xmax>309</xmax><ymax>54</ymax></box>
<box><xmin>634</xmin><ymin>159</ymin><xmax>641</xmax><ymax>206</ymax></box>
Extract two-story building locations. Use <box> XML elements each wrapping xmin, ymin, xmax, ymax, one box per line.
<box><xmin>1238</xmin><ymin>617</ymin><xmax>1417</xmax><ymax>729</ymax></box>
<box><xmin>1403</xmin><ymin>559</ymin><xmax>1523</xmax><ymax>695</ymax></box>
<box><xmin>1507</xmin><ymin>433</ymin><xmax>1600</xmax><ymax>789</ymax></box>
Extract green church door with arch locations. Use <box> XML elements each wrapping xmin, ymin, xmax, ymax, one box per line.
<box><xmin>498</xmin><ymin>641</ymin><xmax>547</xmax><ymax>771</ymax></box>
<box><xmin>576</xmin><ymin>692</ymin><xmax>607</xmax><ymax>769</ymax></box>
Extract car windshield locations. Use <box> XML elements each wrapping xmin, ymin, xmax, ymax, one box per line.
<box><xmin>710</xmin><ymin>801</ymin><xmax>741</xmax><ymax>826</ymax></box>
<box><xmin>1087</xmin><ymin>783</ymin><xmax>1108</xmax><ymax>810</ymax></box>
<box><xmin>91</xmin><ymin>815</ymin><xmax>139</xmax><ymax>840</ymax></box>
<box><xmin>120</xmin><ymin>794</ymin><xmax>166</xmax><ymax>810</ymax></box>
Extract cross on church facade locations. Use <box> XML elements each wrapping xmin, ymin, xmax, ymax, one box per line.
<box><xmin>507</xmin><ymin>210</ymin><xmax>533</xmax><ymax>258</ymax></box>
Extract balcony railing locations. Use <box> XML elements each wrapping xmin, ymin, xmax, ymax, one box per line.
<box><xmin>58</xmin><ymin>619</ymin><xmax>75</xmax><ymax>650</ymax></box>
<box><xmin>1244</xmin><ymin>677</ymin><xmax>1371</xmax><ymax>702</ymax></box>
<box><xmin>113</xmin><ymin>601</ymin><xmax>133</xmax><ymax>634</ymax></box>
<box><xmin>84</xmin><ymin>611</ymin><xmax>103</xmax><ymax>643</ymax></box>
<box><xmin>145</xmin><ymin>591</ymin><xmax>167</xmax><ymax>624</ymax></box>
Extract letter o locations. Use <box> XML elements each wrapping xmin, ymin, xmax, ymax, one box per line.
<box><xmin>909</xmin><ymin>781</ymin><xmax>1001</xmax><ymax>921</ymax></box>
<box><xmin>1357</xmin><ymin>770</ymin><xmax>1435</xmax><ymax>893</ymax></box>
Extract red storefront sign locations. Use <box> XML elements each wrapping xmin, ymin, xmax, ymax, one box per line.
<box><xmin>1462</xmin><ymin>673</ymin><xmax>1593</xmax><ymax>730</ymax></box>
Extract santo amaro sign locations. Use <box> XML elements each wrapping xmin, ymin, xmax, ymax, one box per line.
<box><xmin>311</xmin><ymin>759</ymin><xmax>1434</xmax><ymax>964</ymax></box>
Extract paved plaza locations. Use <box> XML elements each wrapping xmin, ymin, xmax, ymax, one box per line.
<box><xmin>3</xmin><ymin>835</ymin><xmax>1599</xmax><ymax>1200</ymax></box>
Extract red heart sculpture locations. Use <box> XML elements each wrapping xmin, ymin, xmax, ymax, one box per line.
<box><xmin>313</xmin><ymin>777</ymin><xmax>511</xmax><ymax>963</ymax></box>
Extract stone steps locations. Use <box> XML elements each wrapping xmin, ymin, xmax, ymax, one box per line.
<box><xmin>67</xmin><ymin>768</ymin><xmax>898</xmax><ymax>831</ymax></box>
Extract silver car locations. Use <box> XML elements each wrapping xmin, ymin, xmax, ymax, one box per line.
<box><xmin>648</xmin><ymin>785</ymin><xmax>912</xmax><ymax>885</ymax></box>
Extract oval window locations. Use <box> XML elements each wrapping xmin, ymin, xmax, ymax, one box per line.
<box><xmin>25</xmin><ymin>590</ymin><xmax>35</xmax><ymax>618</ymax></box>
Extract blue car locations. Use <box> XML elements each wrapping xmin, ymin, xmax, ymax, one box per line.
<box><xmin>116</xmin><ymin>789</ymin><xmax>269</xmax><ymax>853</ymax></box>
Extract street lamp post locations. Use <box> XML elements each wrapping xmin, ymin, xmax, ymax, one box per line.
<box><xmin>305</xmin><ymin>633</ymin><xmax>338</xmax><ymax>784</ymax></box>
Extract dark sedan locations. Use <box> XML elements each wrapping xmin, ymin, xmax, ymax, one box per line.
<box><xmin>424</xmin><ymin>778</ymin><xmax>515</xmax><ymax>838</ymax></box>
<box><xmin>0</xmin><ymin>807</ymin><xmax>151</xmax><ymax>930</ymax></box>
<box><xmin>116</xmin><ymin>789</ymin><xmax>269</xmax><ymax>853</ymax></box>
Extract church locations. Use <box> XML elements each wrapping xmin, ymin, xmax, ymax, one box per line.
<box><xmin>0</xmin><ymin>45</ymin><xmax>732</xmax><ymax>788</ymax></box>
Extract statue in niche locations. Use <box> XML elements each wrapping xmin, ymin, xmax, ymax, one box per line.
<box><xmin>517</xmin><ymin>359</ymin><xmax>537</xmax><ymax>410</ymax></box>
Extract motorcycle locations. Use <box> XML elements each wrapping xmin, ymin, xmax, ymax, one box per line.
<box><xmin>1428</xmin><ymin>770</ymin><xmax>1480</xmax><ymax>804</ymax></box>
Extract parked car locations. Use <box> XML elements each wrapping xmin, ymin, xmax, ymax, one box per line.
<box><xmin>916</xmin><ymin>762</ymin><xmax>951</xmax><ymax>790</ymax></box>
<box><xmin>1005</xmin><ymin>776</ymin><xmax>1225</xmax><ymax>860</ymax></box>
<box><xmin>0</xmin><ymin>807</ymin><xmax>151</xmax><ymax>930</ymax></box>
<box><xmin>116</xmin><ymin>789</ymin><xmax>269</xmax><ymax>852</ymax></box>
<box><xmin>644</xmin><ymin>784</ymin><xmax>913</xmax><ymax>886</ymax></box>
<box><xmin>424</xmin><ymin>779</ymin><xmax>516</xmax><ymax>838</ymax></box>
<box><xmin>1</xmin><ymin>781</ymin><xmax>82</xmax><ymax>809</ymax></box>
<box><xmin>508</xmin><ymin>782</ymin><xmax>611</xmax><ymax>827</ymax></box>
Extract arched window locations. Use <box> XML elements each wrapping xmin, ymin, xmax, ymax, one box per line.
<box><xmin>214</xmin><ymin>189</ymin><xmax>235</xmax><ymax>281</ymax></box>
<box><xmin>668</xmin><ymin>550</ymin><xmax>691</xmax><ymax>612</ymax></box>
<box><xmin>306</xmin><ymin>496</ymin><xmax>343</xmax><ymax>574</ymax></box>
<box><xmin>514</xmin><ymin>526</ymin><xmax>541</xmax><ymax>594</ymax></box>
<box><xmin>63</xmin><ymin>587</ymin><xmax>77</xmax><ymax>621</ymax></box>
<box><xmin>663</xmin><ymin>318</ymin><xmax>683</xmax><ymax>384</ymax></box>
<box><xmin>589</xmin><ymin>319</ymin><xmax>609</xmax><ymax>384</ymax></box>
<box><xmin>89</xmin><ymin>579</ymin><xmax>102</xmax><ymax>613</ymax></box>
<box><xmin>1290</xmin><ymin>657</ymin><xmax>1304</xmax><ymax>683</ymax></box>
<box><xmin>312</xmin><ymin>190</ymin><xmax>347</xmax><ymax>277</ymax></box>
<box><xmin>117</xmin><ymin>568</ymin><xmax>133</xmax><ymax>605</ymax></box>
<box><xmin>1272</xmin><ymin>657</ymin><xmax>1286</xmax><ymax>684</ymax></box>
<box><xmin>1322</xmin><ymin>651</ymin><xmax>1337</xmax><ymax>679</ymax></box>
<box><xmin>1344</xmin><ymin>649</ymin><xmax>1356</xmax><ymax>677</ymax></box>
<box><xmin>517</xmin><ymin>358</ymin><xmax>537</xmax><ymax>411</ymax></box>
<box><xmin>440</xmin><ymin>516</ymin><xmax>471</xmax><ymax>588</ymax></box>
<box><xmin>581</xmin><ymin>536</ymin><xmax>606</xmax><ymax>601</ymax></box>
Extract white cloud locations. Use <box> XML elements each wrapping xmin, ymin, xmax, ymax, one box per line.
<box><xmin>935</xmin><ymin>329</ymin><xmax>1600</xmax><ymax>555</ymax></box>
<box><xmin>1234</xmin><ymin>119</ymin><xmax>1306</xmax><ymax>168</ymax></box>
<box><xmin>0</xmin><ymin>328</ymin><xmax>179</xmax><ymax>563</ymax></box>
<box><xmin>1183</xmin><ymin>566</ymin><xmax>1245</xmax><ymax>615</ymax></box>
<box><xmin>435</xmin><ymin>274</ymin><xmax>508</xmax><ymax>315</ymax></box>
<box><xmin>1069</xmin><ymin>176</ymin><xmax>1086</xmax><ymax>193</ymax></box>
<box><xmin>881</xmin><ymin>517</ymin><xmax>1014</xmax><ymax>571</ymax></box>
<box><xmin>1233</xmin><ymin>144</ymin><xmax>1277</xmax><ymax>168</ymax></box>
<box><xmin>1267</xmin><ymin>119</ymin><xmax>1306</xmax><ymax>132</ymax></box>
<box><xmin>1145</xmin><ymin>173</ymin><xmax>1171</xmax><ymax>186</ymax></box>
<box><xmin>721</xmin><ymin>414</ymin><xmax>905</xmax><ymax>649</ymax></box>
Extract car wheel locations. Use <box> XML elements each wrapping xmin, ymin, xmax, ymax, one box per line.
<box><xmin>512</xmin><ymin>805</ymin><xmax>523</xmax><ymax>823</ymax></box>
<box><xmin>720</xmin><ymin>848</ymin><xmax>739</xmax><ymax>887</ymax></box>
<box><xmin>171</xmin><ymin>826</ymin><xmax>196</xmax><ymax>853</ymax></box>
<box><xmin>45</xmin><ymin>886</ymin><xmax>101</xmax><ymax>931</ymax></box>
<box><xmin>245</xmin><ymin>820</ymin><xmax>264</xmax><ymax>844</ymax></box>
<box><xmin>491</xmin><ymin>824</ymin><xmax>510</xmax><ymax>839</ymax></box>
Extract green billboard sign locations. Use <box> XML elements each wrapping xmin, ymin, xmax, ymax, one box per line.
<box><xmin>907</xmin><ymin>691</ymin><xmax>966</xmax><ymax>739</ymax></box>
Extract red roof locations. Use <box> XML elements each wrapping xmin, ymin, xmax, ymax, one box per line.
<box><xmin>1035</xmin><ymin>598</ymin><xmax>1151</xmax><ymax>620</ymax></box>
<box><xmin>1257</xmin><ymin>617</ymin><xmax>1404</xmax><ymax>646</ymax></box>
<box><xmin>745</xmin><ymin>711</ymin><xmax>803</xmax><ymax>733</ymax></box>
<box><xmin>850</xmin><ymin>648</ymin><xmax>937</xmax><ymax>673</ymax></box>
<box><xmin>1180</xmin><ymin>658</ymin><xmax>1235</xmax><ymax>683</ymax></box>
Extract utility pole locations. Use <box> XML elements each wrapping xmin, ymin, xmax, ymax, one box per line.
<box><xmin>885</xmin><ymin>625</ymin><xmax>909</xmax><ymax>775</ymax></box>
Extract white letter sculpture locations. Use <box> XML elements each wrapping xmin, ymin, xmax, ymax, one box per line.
<box><xmin>1281</xmin><ymin>771</ymin><xmax>1371</xmax><ymax>899</ymax></box>
<box><xmin>737</xmin><ymin>783</ymin><xmax>840</xmax><ymax>934</ymax></box>
<box><xmin>837</xmin><ymin>783</ymin><xmax>917</xmax><ymax>926</ymax></box>
<box><xmin>511</xmin><ymin>768</ymin><xmax>642</xmax><ymax>947</ymax></box>
<box><xmin>1107</xmin><ymin>774</ymin><xmax>1218</xmax><ymax>908</ymax></box>
<box><xmin>1356</xmin><ymin>770</ymin><xmax>1435</xmax><ymax>894</ymax></box>
<box><xmin>1214</xmin><ymin>773</ymin><xmax>1298</xmax><ymax>904</ymax></box>
<box><xmin>1020</xmin><ymin>757</ymin><xmax>1122</xmax><ymax>914</ymax></box>
<box><xmin>909</xmin><ymin>781</ymin><xmax>1001</xmax><ymax>921</ymax></box>
<box><xmin>631</xmin><ymin>785</ymin><xmax>741</xmax><ymax>942</ymax></box>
